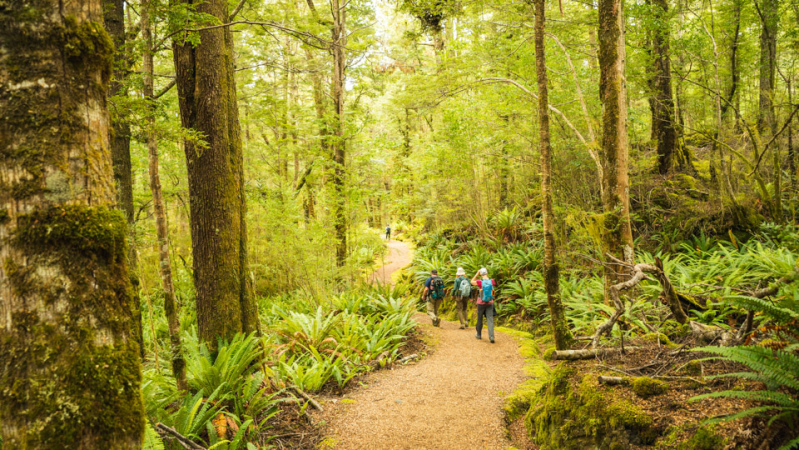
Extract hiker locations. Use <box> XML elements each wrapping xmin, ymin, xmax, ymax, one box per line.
<box><xmin>471</xmin><ymin>267</ymin><xmax>496</xmax><ymax>343</ymax></box>
<box><xmin>423</xmin><ymin>269</ymin><xmax>445</xmax><ymax>326</ymax></box>
<box><xmin>385</xmin><ymin>224</ymin><xmax>391</xmax><ymax>241</ymax></box>
<box><xmin>452</xmin><ymin>267</ymin><xmax>471</xmax><ymax>329</ymax></box>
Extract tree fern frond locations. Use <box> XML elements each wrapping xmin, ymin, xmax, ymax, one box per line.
<box><xmin>777</xmin><ymin>434</ymin><xmax>799</xmax><ymax>450</ymax></box>
<box><xmin>691</xmin><ymin>389</ymin><xmax>798</xmax><ymax>406</ymax></box>
<box><xmin>725</xmin><ymin>295</ymin><xmax>799</xmax><ymax>323</ymax></box>
<box><xmin>701</xmin><ymin>405</ymin><xmax>780</xmax><ymax>424</ymax></box>
<box><xmin>694</xmin><ymin>346</ymin><xmax>799</xmax><ymax>390</ymax></box>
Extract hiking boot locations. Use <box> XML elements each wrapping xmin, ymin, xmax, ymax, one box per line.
<box><xmin>490</xmin><ymin>338</ymin><xmax>495</xmax><ymax>343</ymax></box>
<box><xmin>458</xmin><ymin>325</ymin><xmax>464</xmax><ymax>329</ymax></box>
<box><xmin>475</xmin><ymin>334</ymin><xmax>481</xmax><ymax>340</ymax></box>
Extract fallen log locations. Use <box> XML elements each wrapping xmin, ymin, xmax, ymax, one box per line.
<box><xmin>155</xmin><ymin>423</ymin><xmax>206</xmax><ymax>450</ymax></box>
<box><xmin>549</xmin><ymin>347</ymin><xmax>641</xmax><ymax>361</ymax></box>
<box><xmin>598</xmin><ymin>375</ymin><xmax>627</xmax><ymax>385</ymax></box>
<box><xmin>290</xmin><ymin>386</ymin><xmax>323</xmax><ymax>412</ymax></box>
<box><xmin>399</xmin><ymin>353</ymin><xmax>419</xmax><ymax>364</ymax></box>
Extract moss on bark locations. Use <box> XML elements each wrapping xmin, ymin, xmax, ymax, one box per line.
<box><xmin>0</xmin><ymin>206</ymin><xmax>143</xmax><ymax>447</ymax></box>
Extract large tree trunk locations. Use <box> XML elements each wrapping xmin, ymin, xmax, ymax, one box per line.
<box><xmin>648</xmin><ymin>0</ymin><xmax>680</xmax><ymax>175</ymax></box>
<box><xmin>598</xmin><ymin>0</ymin><xmax>635</xmax><ymax>298</ymax></box>
<box><xmin>171</xmin><ymin>0</ymin><xmax>259</xmax><ymax>345</ymax></box>
<box><xmin>142</xmin><ymin>0</ymin><xmax>187</xmax><ymax>391</ymax></box>
<box><xmin>757</xmin><ymin>0</ymin><xmax>780</xmax><ymax>219</ymax></box>
<box><xmin>758</xmin><ymin>0</ymin><xmax>778</xmax><ymax>136</ymax></box>
<box><xmin>0</xmin><ymin>1</ymin><xmax>144</xmax><ymax>446</ymax></box>
<box><xmin>535</xmin><ymin>0</ymin><xmax>574</xmax><ymax>351</ymax></box>
<box><xmin>331</xmin><ymin>0</ymin><xmax>348</xmax><ymax>268</ymax></box>
<box><xmin>103</xmin><ymin>0</ymin><xmax>144</xmax><ymax>358</ymax></box>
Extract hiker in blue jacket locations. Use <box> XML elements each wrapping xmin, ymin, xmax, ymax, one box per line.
<box><xmin>471</xmin><ymin>267</ymin><xmax>496</xmax><ymax>343</ymax></box>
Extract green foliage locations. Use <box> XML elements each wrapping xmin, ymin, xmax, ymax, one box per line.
<box><xmin>690</xmin><ymin>345</ymin><xmax>799</xmax><ymax>448</ymax></box>
<box><xmin>185</xmin><ymin>332</ymin><xmax>266</xmax><ymax>400</ymax></box>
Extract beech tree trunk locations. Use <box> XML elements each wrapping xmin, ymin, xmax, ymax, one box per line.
<box><xmin>598</xmin><ymin>0</ymin><xmax>635</xmax><ymax>299</ymax></box>
<box><xmin>648</xmin><ymin>0</ymin><xmax>680</xmax><ymax>174</ymax></box>
<box><xmin>142</xmin><ymin>0</ymin><xmax>187</xmax><ymax>391</ymax></box>
<box><xmin>331</xmin><ymin>0</ymin><xmax>348</xmax><ymax>268</ymax></box>
<box><xmin>103</xmin><ymin>0</ymin><xmax>144</xmax><ymax>357</ymax></box>
<box><xmin>0</xmin><ymin>1</ymin><xmax>144</xmax><ymax>446</ymax></box>
<box><xmin>757</xmin><ymin>0</ymin><xmax>780</xmax><ymax>220</ymax></box>
<box><xmin>535</xmin><ymin>0</ymin><xmax>574</xmax><ymax>351</ymax></box>
<box><xmin>758</xmin><ymin>0</ymin><xmax>778</xmax><ymax>136</ymax></box>
<box><xmin>171</xmin><ymin>0</ymin><xmax>259</xmax><ymax>345</ymax></box>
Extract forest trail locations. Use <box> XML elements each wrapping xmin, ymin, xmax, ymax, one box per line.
<box><xmin>321</xmin><ymin>240</ymin><xmax>527</xmax><ymax>449</ymax></box>
<box><xmin>369</xmin><ymin>239</ymin><xmax>412</xmax><ymax>285</ymax></box>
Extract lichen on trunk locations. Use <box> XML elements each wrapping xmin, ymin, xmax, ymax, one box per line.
<box><xmin>0</xmin><ymin>2</ymin><xmax>144</xmax><ymax>446</ymax></box>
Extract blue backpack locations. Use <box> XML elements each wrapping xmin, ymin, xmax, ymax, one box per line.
<box><xmin>481</xmin><ymin>279</ymin><xmax>494</xmax><ymax>302</ymax></box>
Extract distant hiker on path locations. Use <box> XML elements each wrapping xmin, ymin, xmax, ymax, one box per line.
<box><xmin>423</xmin><ymin>269</ymin><xmax>445</xmax><ymax>327</ymax></box>
<box><xmin>471</xmin><ymin>268</ymin><xmax>496</xmax><ymax>343</ymax></box>
<box><xmin>385</xmin><ymin>225</ymin><xmax>391</xmax><ymax>241</ymax></box>
<box><xmin>453</xmin><ymin>267</ymin><xmax>471</xmax><ymax>329</ymax></box>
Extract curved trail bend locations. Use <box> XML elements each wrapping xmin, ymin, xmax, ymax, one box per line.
<box><xmin>321</xmin><ymin>240</ymin><xmax>526</xmax><ymax>450</ymax></box>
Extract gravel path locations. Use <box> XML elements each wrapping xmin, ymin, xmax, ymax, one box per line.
<box><xmin>369</xmin><ymin>240</ymin><xmax>411</xmax><ymax>285</ymax></box>
<box><xmin>321</xmin><ymin>241</ymin><xmax>526</xmax><ymax>449</ymax></box>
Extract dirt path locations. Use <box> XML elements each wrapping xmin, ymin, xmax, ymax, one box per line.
<box><xmin>369</xmin><ymin>240</ymin><xmax>412</xmax><ymax>285</ymax></box>
<box><xmin>321</xmin><ymin>241</ymin><xmax>526</xmax><ymax>449</ymax></box>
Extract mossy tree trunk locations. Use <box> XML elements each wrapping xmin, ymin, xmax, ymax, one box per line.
<box><xmin>102</xmin><ymin>0</ymin><xmax>144</xmax><ymax>358</ymax></box>
<box><xmin>0</xmin><ymin>1</ymin><xmax>144</xmax><ymax>446</ymax></box>
<box><xmin>598</xmin><ymin>0</ymin><xmax>635</xmax><ymax>300</ymax></box>
<box><xmin>171</xmin><ymin>0</ymin><xmax>259</xmax><ymax>346</ymax></box>
<box><xmin>647</xmin><ymin>0</ymin><xmax>681</xmax><ymax>175</ymax></box>
<box><xmin>535</xmin><ymin>0</ymin><xmax>574</xmax><ymax>351</ymax></box>
<box><xmin>331</xmin><ymin>0</ymin><xmax>348</xmax><ymax>268</ymax></box>
<box><xmin>142</xmin><ymin>0</ymin><xmax>187</xmax><ymax>391</ymax></box>
<box><xmin>757</xmin><ymin>0</ymin><xmax>780</xmax><ymax>220</ymax></box>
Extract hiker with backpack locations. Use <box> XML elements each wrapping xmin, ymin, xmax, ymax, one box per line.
<box><xmin>385</xmin><ymin>224</ymin><xmax>391</xmax><ymax>241</ymax></box>
<box><xmin>471</xmin><ymin>268</ymin><xmax>496</xmax><ymax>343</ymax></box>
<box><xmin>452</xmin><ymin>267</ymin><xmax>471</xmax><ymax>329</ymax></box>
<box><xmin>423</xmin><ymin>269</ymin><xmax>445</xmax><ymax>326</ymax></box>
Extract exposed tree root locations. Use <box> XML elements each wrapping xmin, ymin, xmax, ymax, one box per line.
<box><xmin>591</xmin><ymin>255</ymin><xmax>691</xmax><ymax>349</ymax></box>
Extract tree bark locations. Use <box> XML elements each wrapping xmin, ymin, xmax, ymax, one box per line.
<box><xmin>598</xmin><ymin>0</ymin><xmax>635</xmax><ymax>300</ymax></box>
<box><xmin>648</xmin><ymin>0</ymin><xmax>680</xmax><ymax>174</ymax></box>
<box><xmin>535</xmin><ymin>0</ymin><xmax>574</xmax><ymax>351</ymax></box>
<box><xmin>757</xmin><ymin>0</ymin><xmax>780</xmax><ymax>219</ymax></box>
<box><xmin>142</xmin><ymin>0</ymin><xmax>188</xmax><ymax>391</ymax></box>
<box><xmin>331</xmin><ymin>0</ymin><xmax>348</xmax><ymax>268</ymax></box>
<box><xmin>103</xmin><ymin>0</ymin><xmax>144</xmax><ymax>358</ymax></box>
<box><xmin>0</xmin><ymin>1</ymin><xmax>144</xmax><ymax>446</ymax></box>
<box><xmin>171</xmin><ymin>0</ymin><xmax>259</xmax><ymax>346</ymax></box>
<box><xmin>757</xmin><ymin>0</ymin><xmax>778</xmax><ymax>136</ymax></box>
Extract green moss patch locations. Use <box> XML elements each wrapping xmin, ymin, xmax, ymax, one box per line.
<box><xmin>526</xmin><ymin>366</ymin><xmax>658</xmax><ymax>449</ymax></box>
<box><xmin>631</xmin><ymin>377</ymin><xmax>669</xmax><ymax>399</ymax></box>
<box><xmin>499</xmin><ymin>328</ymin><xmax>551</xmax><ymax>421</ymax></box>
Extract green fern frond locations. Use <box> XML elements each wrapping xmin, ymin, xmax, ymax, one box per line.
<box><xmin>725</xmin><ymin>295</ymin><xmax>798</xmax><ymax>323</ymax></box>
<box><xmin>694</xmin><ymin>346</ymin><xmax>799</xmax><ymax>390</ymax></box>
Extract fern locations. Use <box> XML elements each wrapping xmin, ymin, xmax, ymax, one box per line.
<box><xmin>690</xmin><ymin>345</ymin><xmax>799</xmax><ymax>447</ymax></box>
<box><xmin>726</xmin><ymin>295</ymin><xmax>799</xmax><ymax>324</ymax></box>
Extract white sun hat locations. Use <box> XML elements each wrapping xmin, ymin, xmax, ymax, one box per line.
<box><xmin>456</xmin><ymin>267</ymin><xmax>466</xmax><ymax>276</ymax></box>
<box><xmin>479</xmin><ymin>267</ymin><xmax>488</xmax><ymax>276</ymax></box>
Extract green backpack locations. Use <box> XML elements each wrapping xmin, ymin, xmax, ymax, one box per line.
<box><xmin>430</xmin><ymin>276</ymin><xmax>445</xmax><ymax>299</ymax></box>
